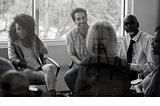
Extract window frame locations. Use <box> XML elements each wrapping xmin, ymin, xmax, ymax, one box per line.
<box><xmin>0</xmin><ymin>0</ymin><xmax>133</xmax><ymax>48</ymax></box>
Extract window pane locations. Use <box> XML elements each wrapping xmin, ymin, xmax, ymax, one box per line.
<box><xmin>39</xmin><ymin>0</ymin><xmax>123</xmax><ymax>40</ymax></box>
<box><xmin>0</xmin><ymin>0</ymin><xmax>32</xmax><ymax>41</ymax></box>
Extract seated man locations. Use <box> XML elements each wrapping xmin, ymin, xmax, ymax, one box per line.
<box><xmin>118</xmin><ymin>14</ymin><xmax>158</xmax><ymax>81</ymax></box>
<box><xmin>64</xmin><ymin>7</ymin><xmax>91</xmax><ymax>93</ymax></box>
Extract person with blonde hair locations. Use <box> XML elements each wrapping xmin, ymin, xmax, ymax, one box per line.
<box><xmin>73</xmin><ymin>20</ymin><xmax>131</xmax><ymax>96</ymax></box>
<box><xmin>86</xmin><ymin>20</ymin><xmax>118</xmax><ymax>57</ymax></box>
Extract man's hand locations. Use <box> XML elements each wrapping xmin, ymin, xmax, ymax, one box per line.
<box><xmin>70</xmin><ymin>55</ymin><xmax>81</xmax><ymax>65</ymax></box>
<box><xmin>138</xmin><ymin>73</ymin><xmax>145</xmax><ymax>79</ymax></box>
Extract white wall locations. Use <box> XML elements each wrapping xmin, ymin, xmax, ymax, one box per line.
<box><xmin>134</xmin><ymin>0</ymin><xmax>159</xmax><ymax>35</ymax></box>
<box><xmin>47</xmin><ymin>0</ymin><xmax>160</xmax><ymax>67</ymax></box>
<box><xmin>47</xmin><ymin>45</ymin><xmax>71</xmax><ymax>66</ymax></box>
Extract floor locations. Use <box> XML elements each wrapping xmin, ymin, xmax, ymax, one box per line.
<box><xmin>56</xmin><ymin>65</ymin><xmax>69</xmax><ymax>91</ymax></box>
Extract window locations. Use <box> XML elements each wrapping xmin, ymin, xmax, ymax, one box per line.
<box><xmin>0</xmin><ymin>0</ymin><xmax>128</xmax><ymax>42</ymax></box>
<box><xmin>0</xmin><ymin>0</ymin><xmax>32</xmax><ymax>41</ymax></box>
<box><xmin>37</xmin><ymin>0</ymin><xmax>124</xmax><ymax>40</ymax></box>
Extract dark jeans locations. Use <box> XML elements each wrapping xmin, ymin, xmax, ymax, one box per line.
<box><xmin>64</xmin><ymin>66</ymin><xmax>79</xmax><ymax>93</ymax></box>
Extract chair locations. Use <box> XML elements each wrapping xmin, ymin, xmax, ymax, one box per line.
<box><xmin>28</xmin><ymin>55</ymin><xmax>60</xmax><ymax>92</ymax></box>
<box><xmin>11</xmin><ymin>53</ymin><xmax>60</xmax><ymax>93</ymax></box>
<box><xmin>69</xmin><ymin>61</ymin><xmax>74</xmax><ymax>69</ymax></box>
<box><xmin>42</xmin><ymin>56</ymin><xmax>60</xmax><ymax>80</ymax></box>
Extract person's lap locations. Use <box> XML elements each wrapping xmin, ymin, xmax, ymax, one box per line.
<box><xmin>142</xmin><ymin>72</ymin><xmax>153</xmax><ymax>90</ymax></box>
<box><xmin>22</xmin><ymin>64</ymin><xmax>55</xmax><ymax>81</ymax></box>
<box><xmin>22</xmin><ymin>68</ymin><xmax>45</xmax><ymax>81</ymax></box>
<box><xmin>64</xmin><ymin>66</ymin><xmax>79</xmax><ymax>92</ymax></box>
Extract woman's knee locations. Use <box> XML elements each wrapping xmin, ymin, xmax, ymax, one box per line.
<box><xmin>42</xmin><ymin>64</ymin><xmax>55</xmax><ymax>74</ymax></box>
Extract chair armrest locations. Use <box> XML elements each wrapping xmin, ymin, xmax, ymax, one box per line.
<box><xmin>69</xmin><ymin>61</ymin><xmax>74</xmax><ymax>69</ymax></box>
<box><xmin>44</xmin><ymin>57</ymin><xmax>60</xmax><ymax>78</ymax></box>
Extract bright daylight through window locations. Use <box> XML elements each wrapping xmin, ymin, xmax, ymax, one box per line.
<box><xmin>0</xmin><ymin>0</ymin><xmax>124</xmax><ymax>41</ymax></box>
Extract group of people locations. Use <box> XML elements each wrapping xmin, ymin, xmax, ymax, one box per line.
<box><xmin>64</xmin><ymin>7</ymin><xmax>160</xmax><ymax>96</ymax></box>
<box><xmin>0</xmin><ymin>7</ymin><xmax>159</xmax><ymax>97</ymax></box>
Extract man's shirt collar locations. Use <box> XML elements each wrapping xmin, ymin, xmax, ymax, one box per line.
<box><xmin>130</xmin><ymin>31</ymin><xmax>141</xmax><ymax>42</ymax></box>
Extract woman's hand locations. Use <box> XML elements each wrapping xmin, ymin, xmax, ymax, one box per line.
<box><xmin>26</xmin><ymin>64</ymin><xmax>42</xmax><ymax>71</ymax></box>
<box><xmin>33</xmin><ymin>65</ymin><xmax>42</xmax><ymax>71</ymax></box>
<box><xmin>29</xmin><ymin>65</ymin><xmax>41</xmax><ymax>71</ymax></box>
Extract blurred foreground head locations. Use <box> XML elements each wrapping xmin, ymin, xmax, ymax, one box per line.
<box><xmin>0</xmin><ymin>57</ymin><xmax>15</xmax><ymax>76</ymax></box>
<box><xmin>86</xmin><ymin>20</ymin><xmax>117</xmax><ymax>57</ymax></box>
<box><xmin>0</xmin><ymin>70</ymin><xmax>29</xmax><ymax>97</ymax></box>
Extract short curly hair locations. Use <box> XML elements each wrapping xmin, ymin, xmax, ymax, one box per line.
<box><xmin>71</xmin><ymin>7</ymin><xmax>87</xmax><ymax>22</ymax></box>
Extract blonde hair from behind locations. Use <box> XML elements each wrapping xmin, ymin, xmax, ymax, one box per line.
<box><xmin>86</xmin><ymin>20</ymin><xmax>117</xmax><ymax>57</ymax></box>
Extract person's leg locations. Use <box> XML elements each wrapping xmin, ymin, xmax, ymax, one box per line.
<box><xmin>133</xmin><ymin>83</ymin><xmax>143</xmax><ymax>93</ymax></box>
<box><xmin>42</xmin><ymin>64</ymin><xmax>55</xmax><ymax>91</ymax></box>
<box><xmin>142</xmin><ymin>72</ymin><xmax>152</xmax><ymax>91</ymax></box>
<box><xmin>22</xmin><ymin>68</ymin><xmax>46</xmax><ymax>96</ymax></box>
<box><xmin>42</xmin><ymin>64</ymin><xmax>56</xmax><ymax>96</ymax></box>
<box><xmin>143</xmin><ymin>68</ymin><xmax>160</xmax><ymax>96</ymax></box>
<box><xmin>23</xmin><ymin>69</ymin><xmax>45</xmax><ymax>81</ymax></box>
<box><xmin>23</xmin><ymin>64</ymin><xmax>56</xmax><ymax>96</ymax></box>
<box><xmin>130</xmin><ymin>70</ymin><xmax>139</xmax><ymax>80</ymax></box>
<box><xmin>64</xmin><ymin>66</ymin><xmax>79</xmax><ymax>92</ymax></box>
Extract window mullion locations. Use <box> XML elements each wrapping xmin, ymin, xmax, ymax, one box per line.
<box><xmin>33</xmin><ymin>0</ymin><xmax>39</xmax><ymax>36</ymax></box>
